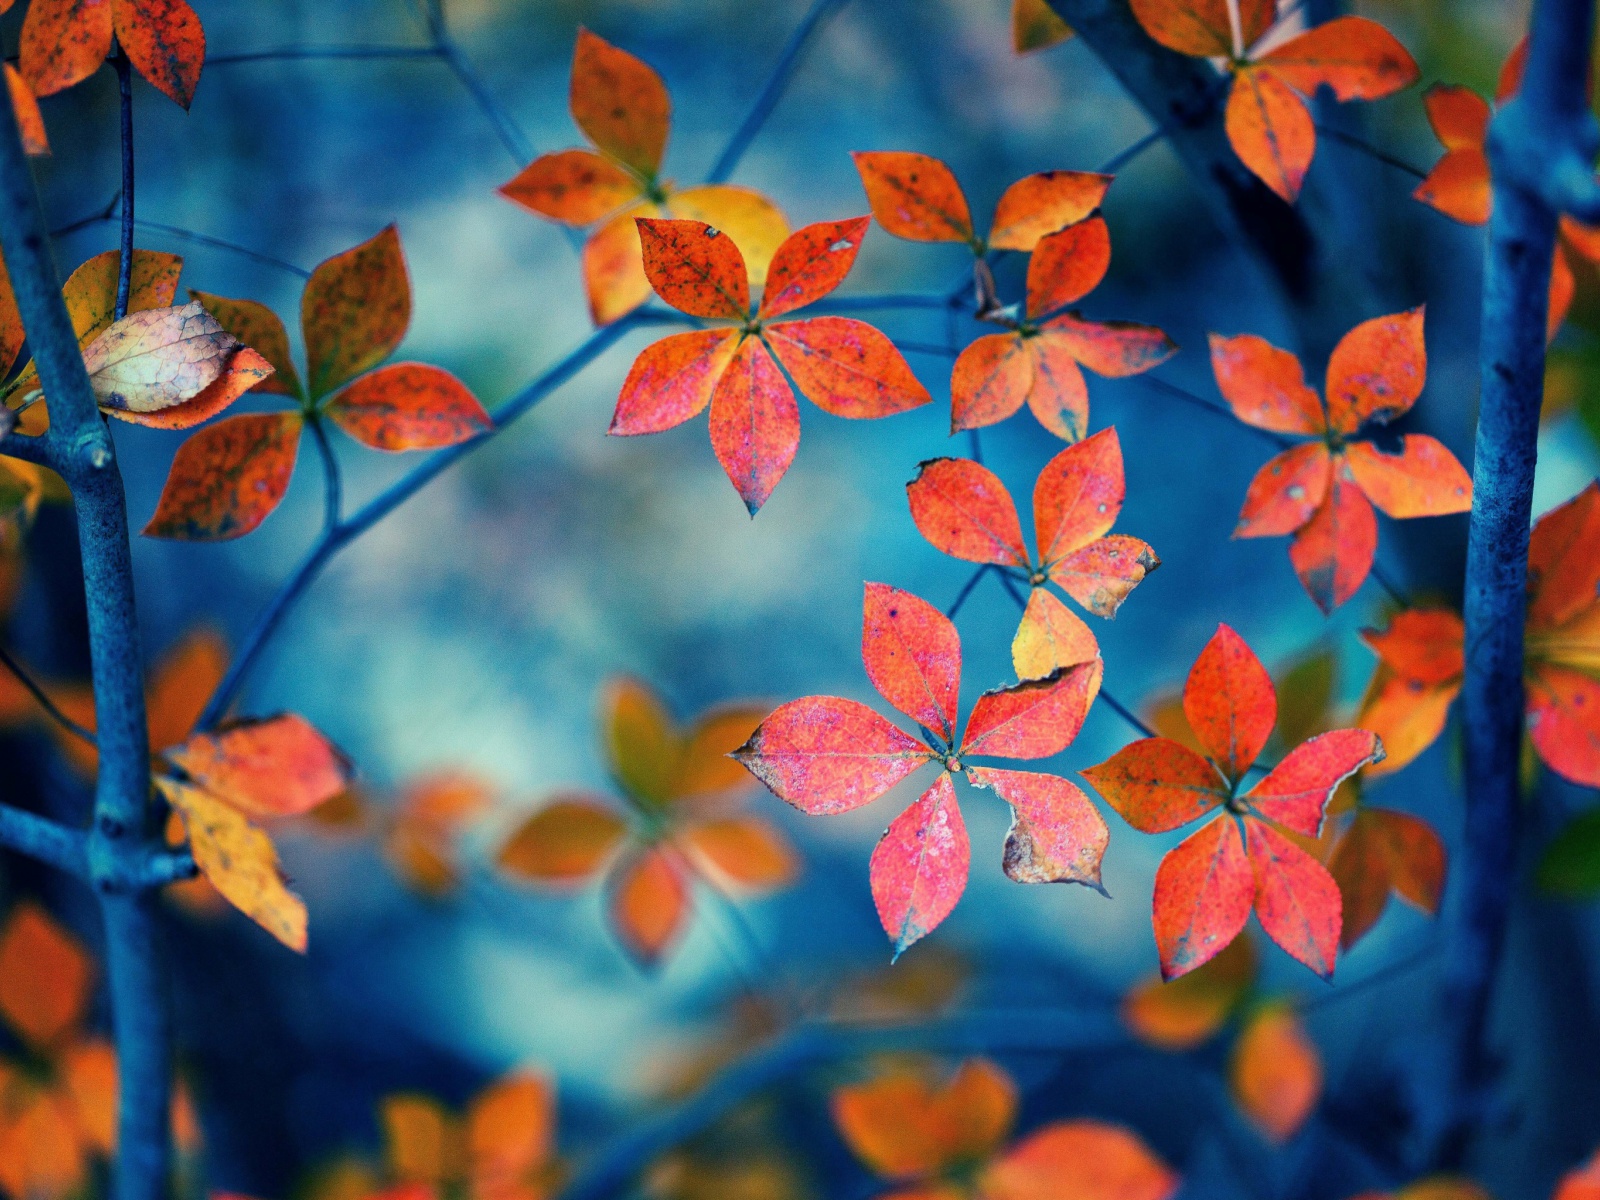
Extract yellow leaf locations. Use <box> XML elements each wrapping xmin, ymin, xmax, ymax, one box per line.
<box><xmin>82</xmin><ymin>302</ymin><xmax>241</xmax><ymax>414</ymax></box>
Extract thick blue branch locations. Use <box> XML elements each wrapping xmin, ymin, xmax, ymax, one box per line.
<box><xmin>0</xmin><ymin>805</ymin><xmax>89</xmax><ymax>877</ymax></box>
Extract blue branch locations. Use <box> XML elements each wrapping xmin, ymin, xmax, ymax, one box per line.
<box><xmin>0</xmin><ymin>805</ymin><xmax>89</xmax><ymax>877</ymax></box>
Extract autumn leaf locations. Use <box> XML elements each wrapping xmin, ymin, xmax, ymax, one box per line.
<box><xmin>949</xmin><ymin>215</ymin><xmax>1174</xmax><ymax>439</ymax></box>
<box><xmin>736</xmin><ymin>583</ymin><xmax>1105</xmax><ymax>954</ymax></box>
<box><xmin>1229</xmin><ymin>1003</ymin><xmax>1321</xmax><ymax>1141</ymax></box>
<box><xmin>82</xmin><ymin>302</ymin><xmax>242</xmax><ymax>414</ymax></box>
<box><xmin>1124</xmin><ymin>933</ymin><xmax>1258</xmax><ymax>1050</ymax></box>
<box><xmin>380</xmin><ymin>1071</ymin><xmax>561</xmax><ymax>1200</ymax></box>
<box><xmin>144</xmin><ymin>412</ymin><xmax>304</xmax><ymax>541</ymax></box>
<box><xmin>0</xmin><ymin>904</ymin><xmax>92</xmax><ymax>1052</ymax></box>
<box><xmin>1212</xmin><ymin>309</ymin><xmax>1470</xmax><ymax>613</ymax></box>
<box><xmin>164</xmin><ymin>713</ymin><xmax>352</xmax><ymax>821</ymax></box>
<box><xmin>6</xmin><ymin>64</ymin><xmax>49</xmax><ymax>155</ymax></box>
<box><xmin>1329</xmin><ymin>806</ymin><xmax>1446</xmax><ymax>947</ymax></box>
<box><xmin>383</xmin><ymin>772</ymin><xmax>495</xmax><ymax>898</ymax></box>
<box><xmin>1084</xmin><ymin>624</ymin><xmax>1383</xmax><ymax>979</ymax></box>
<box><xmin>115</xmin><ymin>0</ymin><xmax>207</xmax><ymax>108</ymax></box>
<box><xmin>613</xmin><ymin>217</ymin><xmax>928</xmax><ymax>512</ymax></box>
<box><xmin>18</xmin><ymin>0</ymin><xmax>205</xmax><ymax>107</ymax></box>
<box><xmin>302</xmin><ymin>225</ymin><xmax>411</xmax><ymax>400</ymax></box>
<box><xmin>325</xmin><ymin>364</ymin><xmax>492</xmax><ymax>451</ymax></box>
<box><xmin>1012</xmin><ymin>0</ymin><xmax>1073</xmax><ymax>54</ymax></box>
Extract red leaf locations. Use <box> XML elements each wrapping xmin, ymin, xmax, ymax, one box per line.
<box><xmin>870</xmin><ymin>772</ymin><xmax>969</xmax><ymax>957</ymax></box>
<box><xmin>961</xmin><ymin>658</ymin><xmax>1102</xmax><ymax>759</ymax></box>
<box><xmin>570</xmin><ymin>28</ymin><xmax>671</xmax><ymax>178</ymax></box>
<box><xmin>708</xmin><ymin>337</ymin><xmax>798</xmax><ymax>513</ymax></box>
<box><xmin>862</xmin><ymin>583</ymin><xmax>962</xmax><ymax>744</ymax></box>
<box><xmin>20</xmin><ymin>0</ymin><xmax>113</xmax><ymax>98</ymax></box>
<box><xmin>758</xmin><ymin>217</ymin><xmax>870</xmax><ymax>319</ymax></box>
<box><xmin>1235</xmin><ymin>443</ymin><xmax>1332</xmax><ymax>538</ymax></box>
<box><xmin>1527</xmin><ymin>664</ymin><xmax>1600</xmax><ymax>787</ymax></box>
<box><xmin>1324</xmin><ymin>307</ymin><xmax>1427</xmax><ymax>434</ymax></box>
<box><xmin>1024</xmin><ymin>334</ymin><xmax>1090</xmax><ymax>441</ymax></box>
<box><xmin>1423</xmin><ymin>84</ymin><xmax>1490</xmax><ymax>151</ymax></box>
<box><xmin>610</xmin><ymin>329</ymin><xmax>740</xmax><ymax>435</ymax></box>
<box><xmin>1361</xmin><ymin>608</ymin><xmax>1466</xmax><ymax>685</ymax></box>
<box><xmin>165</xmin><ymin>713</ymin><xmax>351</xmax><ymax>820</ymax></box>
<box><xmin>302</xmin><ymin>226</ymin><xmax>412</xmax><ymax>400</ymax></box>
<box><xmin>608</xmin><ymin>848</ymin><xmax>687</xmax><ymax>966</ymax></box>
<box><xmin>967</xmin><ymin>765</ymin><xmax>1108</xmax><ymax>889</ymax></box>
<box><xmin>1247</xmin><ymin>728</ymin><xmax>1383</xmax><ymax>836</ymax></box>
<box><xmin>1289</xmin><ymin>465</ymin><xmax>1377</xmax><ymax>613</ymax></box>
<box><xmin>763</xmin><ymin>317</ymin><xmax>931</xmax><ymax>418</ymax></box>
<box><xmin>498</xmin><ymin>149</ymin><xmax>642</xmax><ymax>226</ymax></box>
<box><xmin>114</xmin><ymin>0</ymin><xmax>207</xmax><ymax>109</ymax></box>
<box><xmin>989</xmin><ymin>171</ymin><xmax>1111</xmax><ymax>253</ymax></box>
<box><xmin>851</xmin><ymin>151</ymin><xmax>975</xmax><ymax>244</ymax></box>
<box><xmin>1528</xmin><ymin>481</ymin><xmax>1600</xmax><ymax>630</ymax></box>
<box><xmin>732</xmin><ymin>696</ymin><xmax>932</xmax><ymax>814</ymax></box>
<box><xmin>1025</xmin><ymin>216</ymin><xmax>1110</xmax><ymax>319</ymax></box>
<box><xmin>6</xmin><ymin>65</ymin><xmax>48</xmax><ymax>155</ymax></box>
<box><xmin>1414</xmin><ymin>147</ymin><xmax>1492</xmax><ymax>226</ymax></box>
<box><xmin>1153</xmin><ymin>816</ymin><xmax>1253</xmax><ymax>981</ymax></box>
<box><xmin>326</xmin><ymin>363</ymin><xmax>491</xmax><ymax>451</ymax></box>
<box><xmin>1049</xmin><ymin>534</ymin><xmax>1160</xmax><ymax>617</ymax></box>
<box><xmin>143</xmin><ymin>412</ymin><xmax>303</xmax><ymax>541</ymax></box>
<box><xmin>1037</xmin><ymin>313</ymin><xmax>1176</xmax><ymax>378</ymax></box>
<box><xmin>1329</xmin><ymin>807</ymin><xmax>1446</xmax><ymax>948</ymax></box>
<box><xmin>905</xmin><ymin>457</ymin><xmax>1029</xmax><ymax>568</ymax></box>
<box><xmin>1081</xmin><ymin>738</ymin><xmax>1227</xmax><ymax>834</ymax></box>
<box><xmin>951</xmin><ymin>333</ymin><xmax>1031</xmax><ymax>432</ymax></box>
<box><xmin>1257</xmin><ymin>16</ymin><xmax>1420</xmax><ymax>103</ymax></box>
<box><xmin>1226</xmin><ymin>67</ymin><xmax>1315</xmax><ymax>203</ymax></box>
<box><xmin>1183</xmin><ymin>624</ymin><xmax>1276</xmax><ymax>781</ymax></box>
<box><xmin>1247</xmin><ymin>821</ymin><xmax>1341</xmax><ymax>977</ymax></box>
<box><xmin>1209</xmin><ymin>333</ymin><xmax>1326</xmax><ymax>435</ymax></box>
<box><xmin>1033</xmin><ymin>427</ymin><xmax>1125</xmax><ymax>566</ymax></box>
<box><xmin>637</xmin><ymin>218</ymin><xmax>750</xmax><ymax>320</ymax></box>
<box><xmin>1344</xmin><ymin>435</ymin><xmax>1472</xmax><ymax>518</ymax></box>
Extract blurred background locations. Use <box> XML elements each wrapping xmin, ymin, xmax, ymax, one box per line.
<box><xmin>3</xmin><ymin>0</ymin><xmax>1599</xmax><ymax>1197</ymax></box>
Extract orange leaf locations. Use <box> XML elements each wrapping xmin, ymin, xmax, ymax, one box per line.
<box><xmin>1414</xmin><ymin>147</ymin><xmax>1492</xmax><ymax>225</ymax></box>
<box><xmin>1229</xmin><ymin>1003</ymin><xmax>1321</xmax><ymax>1140</ymax></box>
<box><xmin>383</xmin><ymin>1094</ymin><xmax>461</xmax><ymax>1186</ymax></box>
<box><xmin>603</xmin><ymin>677</ymin><xmax>679</xmax><ymax>806</ymax></box>
<box><xmin>1082</xmin><ymin>737</ymin><xmax>1227</xmax><ymax>834</ymax></box>
<box><xmin>609</xmin><ymin>848</ymin><xmax>688</xmax><ymax>966</ymax></box>
<box><xmin>708</xmin><ymin>336</ymin><xmax>797</xmax><ymax>512</ymax></box>
<box><xmin>570</xmin><ymin>28</ymin><xmax>670</xmax><ymax>178</ymax></box>
<box><xmin>583</xmin><ymin>201</ymin><xmax>657</xmax><ymax>325</ymax></box>
<box><xmin>833</xmin><ymin>1058</ymin><xmax>1016</xmax><ymax>1182</ymax></box>
<box><xmin>610</xmin><ymin>328</ymin><xmax>740</xmax><ymax>435</ymax></box>
<box><xmin>0</xmin><ymin>1082</ymin><xmax>87</xmax><ymax>1200</ymax></box>
<box><xmin>1528</xmin><ymin>481</ymin><xmax>1600</xmax><ymax>630</ymax></box>
<box><xmin>675</xmin><ymin>705</ymin><xmax>770</xmax><ymax>800</ymax></box>
<box><xmin>60</xmin><ymin>1037</ymin><xmax>117</xmax><ymax>1154</ymax></box>
<box><xmin>1329</xmin><ymin>806</ymin><xmax>1445</xmax><ymax>948</ymax></box>
<box><xmin>1128</xmin><ymin>0</ymin><xmax>1272</xmax><ymax>57</ymax></box>
<box><xmin>759</xmin><ymin>217</ymin><xmax>869</xmax><ymax>319</ymax></box>
<box><xmin>1012</xmin><ymin>0</ymin><xmax>1074</xmax><ymax>55</ymax></box>
<box><xmin>467</xmin><ymin>1073</ymin><xmax>555</xmax><ymax>1191</ymax></box>
<box><xmin>967</xmin><ymin>765</ymin><xmax>1108</xmax><ymax>889</ymax></box>
<box><xmin>146</xmin><ymin>626</ymin><xmax>229</xmax><ymax>751</ymax></box>
<box><xmin>189</xmin><ymin>290</ymin><xmax>301</xmax><ymax>397</ymax></box>
<box><xmin>165</xmin><ymin>713</ymin><xmax>351</xmax><ymax>820</ymax></box>
<box><xmin>1049</xmin><ymin>534</ymin><xmax>1160</xmax><ymax>617</ymax></box>
<box><xmin>1011</xmin><ymin>587</ymin><xmax>1099</xmax><ymax>680</ymax></box>
<box><xmin>960</xmin><ymin>658</ymin><xmax>1102</xmax><ymax>759</ymax></box>
<box><xmin>990</xmin><ymin>171</ymin><xmax>1109</xmax><ymax>252</ymax></box>
<box><xmin>852</xmin><ymin>151</ymin><xmax>975</xmax><ymax>244</ymax></box>
<box><xmin>863</xmin><ymin>582</ymin><xmax>962</xmax><ymax>743</ymax></box>
<box><xmin>325</xmin><ymin>363</ymin><xmax>490</xmax><ymax>451</ymax></box>
<box><xmin>497</xmin><ymin>796</ymin><xmax>625</xmax><ymax>885</ymax></box>
<box><xmin>113</xmin><ymin>0</ymin><xmax>206</xmax><ymax>109</ymax></box>
<box><xmin>1023</xmin><ymin>333</ymin><xmax>1090</xmax><ymax>441</ymax></box>
<box><xmin>638</xmin><ymin>217</ymin><xmax>750</xmax><ymax>320</ymax></box>
<box><xmin>733</xmin><ymin>696</ymin><xmax>931</xmax><ymax>815</ymax></box>
<box><xmin>1209</xmin><ymin>332</ymin><xmax>1326</xmax><ymax>435</ymax></box>
<box><xmin>1290</xmin><ymin>466</ymin><xmax>1377</xmax><ymax>613</ymax></box>
<box><xmin>951</xmin><ymin>333</ymin><xmax>1032</xmax><ymax>431</ymax></box>
<box><xmin>1247</xmin><ymin>727</ymin><xmax>1382</xmax><ymax>837</ymax></box>
<box><xmin>6</xmin><ymin>64</ymin><xmax>49</xmax><ymax>155</ymax></box>
<box><xmin>1035</xmin><ymin>313</ymin><xmax>1176</xmax><ymax>379</ymax></box>
<box><xmin>1324</xmin><ymin>307</ymin><xmax>1426</xmax><ymax>434</ymax></box>
<box><xmin>20</xmin><ymin>0</ymin><xmax>113</xmax><ymax>97</ymax></box>
<box><xmin>0</xmin><ymin>249</ymin><xmax>24</xmax><ymax>380</ymax></box>
<box><xmin>1123</xmin><ymin>934</ymin><xmax>1257</xmax><ymax>1050</ymax></box>
<box><xmin>870</xmin><ymin>774</ymin><xmax>966</xmax><ymax>966</ymax></box>
<box><xmin>682</xmin><ymin>816</ymin><xmax>798</xmax><ymax>891</ymax></box>
<box><xmin>1153</xmin><ymin>815</ymin><xmax>1253</xmax><ymax>980</ymax></box>
<box><xmin>1555</xmin><ymin>1150</ymin><xmax>1600</xmax><ymax>1200</ymax></box>
<box><xmin>1257</xmin><ymin>16</ymin><xmax>1419</xmax><ymax>103</ymax></box>
<box><xmin>143</xmin><ymin>411</ymin><xmax>303</xmax><ymax>540</ymax></box>
<box><xmin>982</xmin><ymin>1119</ymin><xmax>1179</xmax><ymax>1200</ymax></box>
<box><xmin>1235</xmin><ymin>442</ymin><xmax>1332</xmax><ymax>538</ymax></box>
<box><xmin>0</xmin><ymin>903</ymin><xmax>92</xmax><ymax>1050</ymax></box>
<box><xmin>666</xmin><ymin>185</ymin><xmax>789</xmax><ymax>287</ymax></box>
<box><xmin>1033</xmin><ymin>426</ymin><xmax>1124</xmax><ymax>565</ymax></box>
<box><xmin>1357</xmin><ymin>666</ymin><xmax>1459</xmax><ymax>778</ymax></box>
<box><xmin>1025</xmin><ymin>215</ymin><xmax>1110</xmax><ymax>318</ymax></box>
<box><xmin>1226</xmin><ymin>67</ymin><xmax>1315</xmax><ymax>203</ymax></box>
<box><xmin>498</xmin><ymin>149</ymin><xmax>642</xmax><ymax>226</ymax></box>
<box><xmin>1184</xmin><ymin>623</ymin><xmax>1276</xmax><ymax>781</ymax></box>
<box><xmin>62</xmin><ymin>249</ymin><xmax>183</xmax><ymax>348</ymax></box>
<box><xmin>112</xmin><ymin>345</ymin><xmax>275</xmax><ymax>430</ymax></box>
<box><xmin>302</xmin><ymin>226</ymin><xmax>411</xmax><ymax>399</ymax></box>
<box><xmin>1422</xmin><ymin>84</ymin><xmax>1490</xmax><ymax>152</ymax></box>
<box><xmin>158</xmin><ymin>778</ymin><xmax>309</xmax><ymax>951</ymax></box>
<box><xmin>1247</xmin><ymin>821</ymin><xmax>1341</xmax><ymax>977</ymax></box>
<box><xmin>763</xmin><ymin>317</ymin><xmax>932</xmax><ymax>418</ymax></box>
<box><xmin>1345</xmin><ymin>435</ymin><xmax>1471</xmax><ymax>518</ymax></box>
<box><xmin>907</xmin><ymin>456</ymin><xmax>1029</xmax><ymax>569</ymax></box>
<box><xmin>1527</xmin><ymin>664</ymin><xmax>1600</xmax><ymax>786</ymax></box>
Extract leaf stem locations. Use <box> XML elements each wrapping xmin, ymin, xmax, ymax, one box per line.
<box><xmin>0</xmin><ymin>644</ymin><xmax>97</xmax><ymax>746</ymax></box>
<box><xmin>114</xmin><ymin>46</ymin><xmax>134</xmax><ymax>322</ymax></box>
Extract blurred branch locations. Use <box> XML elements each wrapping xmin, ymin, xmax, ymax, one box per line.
<box><xmin>208</xmin><ymin>45</ymin><xmax>443</xmax><ymax>66</ymax></box>
<box><xmin>707</xmin><ymin>0</ymin><xmax>853</xmax><ymax>184</ymax></box>
<box><xmin>0</xmin><ymin>645</ymin><xmax>97</xmax><ymax>746</ymax></box>
<box><xmin>0</xmin><ymin>804</ymin><xmax>89</xmax><ymax>878</ymax></box>
<box><xmin>557</xmin><ymin>1008</ymin><xmax>1126</xmax><ymax>1200</ymax></box>
<box><xmin>422</xmin><ymin>0</ymin><xmax>532</xmax><ymax>165</ymax></box>
<box><xmin>1315</xmin><ymin>126</ymin><xmax>1427</xmax><ymax>181</ymax></box>
<box><xmin>52</xmin><ymin>192</ymin><xmax>312</xmax><ymax>280</ymax></box>
<box><xmin>307</xmin><ymin>415</ymin><xmax>343</xmax><ymax>532</ymax></box>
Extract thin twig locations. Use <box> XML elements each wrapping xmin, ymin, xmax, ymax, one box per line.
<box><xmin>1097</xmin><ymin>126</ymin><xmax>1165</xmax><ymax>175</ymax></box>
<box><xmin>0</xmin><ymin>646</ymin><xmax>97</xmax><ymax>746</ymax></box>
<box><xmin>1133</xmin><ymin>374</ymin><xmax>1293</xmax><ymax>450</ymax></box>
<box><xmin>1316</xmin><ymin>125</ymin><xmax>1428</xmax><ymax>181</ymax></box>
<box><xmin>307</xmin><ymin>415</ymin><xmax>342</xmax><ymax>532</ymax></box>
<box><xmin>707</xmin><ymin>0</ymin><xmax>852</xmax><ymax>183</ymax></box>
<box><xmin>1098</xmin><ymin>689</ymin><xmax>1158</xmax><ymax>740</ymax></box>
<box><xmin>1369</xmin><ymin>560</ymin><xmax>1413</xmax><ymax>609</ymax></box>
<box><xmin>944</xmin><ymin>565</ymin><xmax>991</xmax><ymax>619</ymax></box>
<box><xmin>1302</xmin><ymin>941</ymin><xmax>1439</xmax><ymax>1012</ymax></box>
<box><xmin>51</xmin><ymin>195</ymin><xmax>312</xmax><ymax>280</ymax></box>
<box><xmin>207</xmin><ymin>45</ymin><xmax>442</xmax><ymax>66</ymax></box>
<box><xmin>114</xmin><ymin>49</ymin><xmax>134</xmax><ymax>321</ymax></box>
<box><xmin>424</xmin><ymin>0</ymin><xmax>532</xmax><ymax>165</ymax></box>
